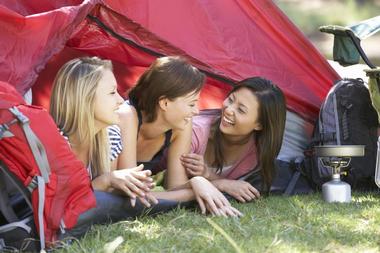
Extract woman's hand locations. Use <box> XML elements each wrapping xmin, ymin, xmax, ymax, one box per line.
<box><xmin>190</xmin><ymin>176</ymin><xmax>242</xmax><ymax>217</ymax></box>
<box><xmin>109</xmin><ymin>164</ymin><xmax>157</xmax><ymax>207</ymax></box>
<box><xmin>213</xmin><ymin>179</ymin><xmax>260</xmax><ymax>203</ymax></box>
<box><xmin>181</xmin><ymin>153</ymin><xmax>210</xmax><ymax>179</ymax></box>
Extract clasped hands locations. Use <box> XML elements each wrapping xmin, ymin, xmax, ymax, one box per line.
<box><xmin>109</xmin><ymin>164</ymin><xmax>158</xmax><ymax>208</ymax></box>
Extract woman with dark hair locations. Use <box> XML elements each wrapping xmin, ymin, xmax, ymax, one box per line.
<box><xmin>181</xmin><ymin>77</ymin><xmax>286</xmax><ymax>202</ymax></box>
<box><xmin>114</xmin><ymin>56</ymin><xmax>242</xmax><ymax>216</ymax></box>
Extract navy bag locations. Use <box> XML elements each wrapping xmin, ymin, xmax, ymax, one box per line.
<box><xmin>304</xmin><ymin>78</ymin><xmax>379</xmax><ymax>190</ymax></box>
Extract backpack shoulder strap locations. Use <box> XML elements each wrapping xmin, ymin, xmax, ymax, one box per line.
<box><xmin>9</xmin><ymin>107</ymin><xmax>51</xmax><ymax>183</ymax></box>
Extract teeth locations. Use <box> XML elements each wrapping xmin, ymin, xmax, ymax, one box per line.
<box><xmin>223</xmin><ymin>116</ymin><xmax>234</xmax><ymax>125</ymax></box>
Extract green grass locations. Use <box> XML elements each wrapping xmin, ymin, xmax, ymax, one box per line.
<box><xmin>56</xmin><ymin>193</ymin><xmax>380</xmax><ymax>253</ymax></box>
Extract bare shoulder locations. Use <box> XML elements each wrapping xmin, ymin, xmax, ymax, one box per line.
<box><xmin>117</xmin><ymin>103</ymin><xmax>138</xmax><ymax>124</ymax></box>
<box><xmin>171</xmin><ymin>121</ymin><xmax>193</xmax><ymax>142</ymax></box>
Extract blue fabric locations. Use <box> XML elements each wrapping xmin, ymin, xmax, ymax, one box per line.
<box><xmin>58</xmin><ymin>191</ymin><xmax>179</xmax><ymax>239</ymax></box>
<box><xmin>270</xmin><ymin>159</ymin><xmax>313</xmax><ymax>195</ymax></box>
<box><xmin>107</xmin><ymin>126</ymin><xmax>123</xmax><ymax>162</ymax></box>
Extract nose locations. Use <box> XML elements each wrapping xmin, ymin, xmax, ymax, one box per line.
<box><xmin>224</xmin><ymin>104</ymin><xmax>234</xmax><ymax>116</ymax></box>
<box><xmin>116</xmin><ymin>92</ymin><xmax>124</xmax><ymax>105</ymax></box>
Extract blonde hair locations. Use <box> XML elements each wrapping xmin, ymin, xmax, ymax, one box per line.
<box><xmin>50</xmin><ymin>57</ymin><xmax>113</xmax><ymax>177</ymax></box>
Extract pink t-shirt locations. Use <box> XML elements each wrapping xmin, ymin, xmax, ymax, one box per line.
<box><xmin>191</xmin><ymin>110</ymin><xmax>259</xmax><ymax>180</ymax></box>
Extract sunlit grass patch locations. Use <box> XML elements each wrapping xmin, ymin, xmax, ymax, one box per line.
<box><xmin>55</xmin><ymin>192</ymin><xmax>380</xmax><ymax>253</ymax></box>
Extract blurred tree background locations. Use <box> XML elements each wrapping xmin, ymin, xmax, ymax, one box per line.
<box><xmin>274</xmin><ymin>0</ymin><xmax>380</xmax><ymax>65</ymax></box>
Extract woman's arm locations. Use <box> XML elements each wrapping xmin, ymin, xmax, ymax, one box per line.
<box><xmin>180</xmin><ymin>144</ymin><xmax>260</xmax><ymax>202</ymax></box>
<box><xmin>116</xmin><ymin>104</ymin><xmax>139</xmax><ymax>169</ymax></box>
<box><xmin>212</xmin><ymin>179</ymin><xmax>260</xmax><ymax>203</ymax></box>
<box><xmin>165</xmin><ymin>122</ymin><xmax>193</xmax><ymax>189</ymax></box>
<box><xmin>113</xmin><ymin>105</ymin><xmax>159</xmax><ymax>207</ymax></box>
<box><xmin>151</xmin><ymin>188</ymin><xmax>194</xmax><ymax>202</ymax></box>
<box><xmin>181</xmin><ymin>153</ymin><xmax>224</xmax><ymax>180</ymax></box>
<box><xmin>110</xmin><ymin>159</ymin><xmax>118</xmax><ymax>171</ymax></box>
<box><xmin>153</xmin><ymin>177</ymin><xmax>242</xmax><ymax>217</ymax></box>
<box><xmin>91</xmin><ymin>173</ymin><xmax>112</xmax><ymax>191</ymax></box>
<box><xmin>91</xmin><ymin>164</ymin><xmax>153</xmax><ymax>199</ymax></box>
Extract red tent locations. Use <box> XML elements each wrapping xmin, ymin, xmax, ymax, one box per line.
<box><xmin>0</xmin><ymin>0</ymin><xmax>340</xmax><ymax>123</ymax></box>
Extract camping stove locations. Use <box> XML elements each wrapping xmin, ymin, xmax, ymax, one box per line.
<box><xmin>314</xmin><ymin>145</ymin><xmax>365</xmax><ymax>203</ymax></box>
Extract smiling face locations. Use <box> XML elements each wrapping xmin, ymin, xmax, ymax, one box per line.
<box><xmin>220</xmin><ymin>87</ymin><xmax>262</xmax><ymax>136</ymax></box>
<box><xmin>93</xmin><ymin>69</ymin><xmax>124</xmax><ymax>130</ymax></box>
<box><xmin>162</xmin><ymin>90</ymin><xmax>201</xmax><ymax>130</ymax></box>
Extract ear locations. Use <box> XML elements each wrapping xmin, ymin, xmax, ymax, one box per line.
<box><xmin>254</xmin><ymin>122</ymin><xmax>263</xmax><ymax>131</ymax></box>
<box><xmin>158</xmin><ymin>96</ymin><xmax>169</xmax><ymax>111</ymax></box>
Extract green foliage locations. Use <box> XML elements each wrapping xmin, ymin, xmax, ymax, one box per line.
<box><xmin>55</xmin><ymin>193</ymin><xmax>380</xmax><ymax>253</ymax></box>
<box><xmin>276</xmin><ymin>0</ymin><xmax>380</xmax><ymax>38</ymax></box>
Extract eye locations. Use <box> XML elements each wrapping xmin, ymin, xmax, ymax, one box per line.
<box><xmin>227</xmin><ymin>96</ymin><xmax>233</xmax><ymax>103</ymax></box>
<box><xmin>238</xmin><ymin>107</ymin><xmax>246</xmax><ymax>114</ymax></box>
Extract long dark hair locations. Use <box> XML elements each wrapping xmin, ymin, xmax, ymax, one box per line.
<box><xmin>212</xmin><ymin>77</ymin><xmax>286</xmax><ymax>192</ymax></box>
<box><xmin>128</xmin><ymin>56</ymin><xmax>205</xmax><ymax>122</ymax></box>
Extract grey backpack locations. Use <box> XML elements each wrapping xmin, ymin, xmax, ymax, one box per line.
<box><xmin>304</xmin><ymin>78</ymin><xmax>379</xmax><ymax>190</ymax></box>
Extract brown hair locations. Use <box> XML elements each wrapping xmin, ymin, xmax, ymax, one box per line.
<box><xmin>212</xmin><ymin>77</ymin><xmax>286</xmax><ymax>192</ymax></box>
<box><xmin>128</xmin><ymin>56</ymin><xmax>205</xmax><ymax>122</ymax></box>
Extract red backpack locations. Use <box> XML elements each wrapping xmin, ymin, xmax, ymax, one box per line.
<box><xmin>0</xmin><ymin>81</ymin><xmax>96</xmax><ymax>251</ymax></box>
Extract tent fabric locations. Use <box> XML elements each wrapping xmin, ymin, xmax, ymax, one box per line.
<box><xmin>103</xmin><ymin>0</ymin><xmax>340</xmax><ymax>121</ymax></box>
<box><xmin>0</xmin><ymin>0</ymin><xmax>101</xmax><ymax>95</ymax></box>
<box><xmin>31</xmin><ymin>5</ymin><xmax>232</xmax><ymax>110</ymax></box>
<box><xmin>0</xmin><ymin>0</ymin><xmax>340</xmax><ymax>123</ymax></box>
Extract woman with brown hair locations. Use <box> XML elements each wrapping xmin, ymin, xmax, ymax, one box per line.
<box><xmin>114</xmin><ymin>56</ymin><xmax>242</xmax><ymax>216</ymax></box>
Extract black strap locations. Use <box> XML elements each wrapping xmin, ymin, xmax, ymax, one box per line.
<box><xmin>283</xmin><ymin>171</ymin><xmax>301</xmax><ymax>196</ymax></box>
<box><xmin>283</xmin><ymin>157</ymin><xmax>304</xmax><ymax>196</ymax></box>
<box><xmin>163</xmin><ymin>130</ymin><xmax>172</xmax><ymax>147</ymax></box>
<box><xmin>316</xmin><ymin>132</ymin><xmax>336</xmax><ymax>143</ymax></box>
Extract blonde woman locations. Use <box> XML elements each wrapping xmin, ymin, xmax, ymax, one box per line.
<box><xmin>50</xmin><ymin>57</ymin><xmax>177</xmax><ymax>239</ymax></box>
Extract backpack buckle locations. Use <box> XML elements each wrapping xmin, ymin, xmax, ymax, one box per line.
<box><xmin>0</xmin><ymin>124</ymin><xmax>10</xmax><ymax>139</ymax></box>
<box><xmin>0</xmin><ymin>119</ymin><xmax>17</xmax><ymax>139</ymax></box>
<box><xmin>9</xmin><ymin>107</ymin><xmax>29</xmax><ymax>125</ymax></box>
